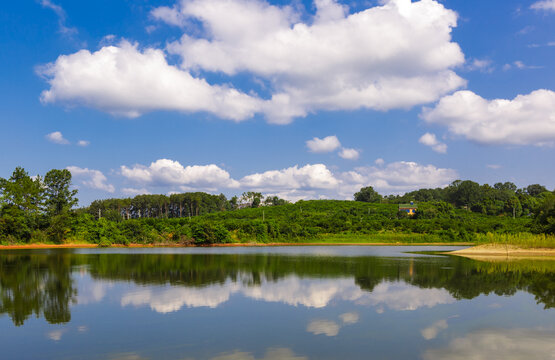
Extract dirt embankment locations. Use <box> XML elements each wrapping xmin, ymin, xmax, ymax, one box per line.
<box><xmin>447</xmin><ymin>244</ymin><xmax>555</xmax><ymax>258</ymax></box>
<box><xmin>0</xmin><ymin>242</ymin><xmax>473</xmax><ymax>250</ymax></box>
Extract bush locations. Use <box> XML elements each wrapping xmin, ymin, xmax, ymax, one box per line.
<box><xmin>98</xmin><ymin>237</ymin><xmax>112</xmax><ymax>247</ymax></box>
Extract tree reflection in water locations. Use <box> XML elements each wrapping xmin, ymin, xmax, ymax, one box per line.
<box><xmin>0</xmin><ymin>250</ymin><xmax>554</xmax><ymax>325</ymax></box>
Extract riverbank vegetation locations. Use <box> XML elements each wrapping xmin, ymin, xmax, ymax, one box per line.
<box><xmin>1</xmin><ymin>166</ymin><xmax>554</xmax><ymax>247</ymax></box>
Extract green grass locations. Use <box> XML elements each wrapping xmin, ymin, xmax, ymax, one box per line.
<box><xmin>305</xmin><ymin>232</ymin><xmax>465</xmax><ymax>244</ymax></box>
<box><xmin>474</xmin><ymin>232</ymin><xmax>555</xmax><ymax>249</ymax></box>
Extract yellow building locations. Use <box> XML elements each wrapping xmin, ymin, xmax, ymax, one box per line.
<box><xmin>399</xmin><ymin>202</ymin><xmax>418</xmax><ymax>216</ymax></box>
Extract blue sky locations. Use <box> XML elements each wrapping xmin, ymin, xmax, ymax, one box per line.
<box><xmin>1</xmin><ymin>0</ymin><xmax>554</xmax><ymax>205</ymax></box>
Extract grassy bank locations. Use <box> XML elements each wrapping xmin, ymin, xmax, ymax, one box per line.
<box><xmin>474</xmin><ymin>232</ymin><xmax>555</xmax><ymax>249</ymax></box>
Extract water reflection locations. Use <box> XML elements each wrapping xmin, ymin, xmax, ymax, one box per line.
<box><xmin>210</xmin><ymin>348</ymin><xmax>307</xmax><ymax>360</ymax></box>
<box><xmin>0</xmin><ymin>249</ymin><xmax>555</xmax><ymax>326</ymax></box>
<box><xmin>0</xmin><ymin>252</ymin><xmax>76</xmax><ymax>326</ymax></box>
<box><xmin>422</xmin><ymin>328</ymin><xmax>555</xmax><ymax>359</ymax></box>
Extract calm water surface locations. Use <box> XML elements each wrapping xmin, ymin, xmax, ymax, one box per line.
<box><xmin>1</xmin><ymin>246</ymin><xmax>554</xmax><ymax>359</ymax></box>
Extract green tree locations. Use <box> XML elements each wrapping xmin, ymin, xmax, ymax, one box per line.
<box><xmin>354</xmin><ymin>186</ymin><xmax>382</xmax><ymax>203</ymax></box>
<box><xmin>526</xmin><ymin>184</ymin><xmax>548</xmax><ymax>197</ymax></box>
<box><xmin>241</xmin><ymin>192</ymin><xmax>264</xmax><ymax>208</ymax></box>
<box><xmin>43</xmin><ymin>169</ymin><xmax>78</xmax><ymax>217</ymax></box>
<box><xmin>0</xmin><ymin>167</ymin><xmax>44</xmax><ymax>213</ymax></box>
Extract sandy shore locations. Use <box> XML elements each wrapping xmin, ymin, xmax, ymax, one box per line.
<box><xmin>0</xmin><ymin>242</ymin><xmax>472</xmax><ymax>250</ymax></box>
<box><xmin>447</xmin><ymin>244</ymin><xmax>555</xmax><ymax>257</ymax></box>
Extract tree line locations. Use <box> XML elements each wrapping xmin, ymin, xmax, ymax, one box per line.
<box><xmin>1</xmin><ymin>166</ymin><xmax>554</xmax><ymax>244</ymax></box>
<box><xmin>355</xmin><ymin>180</ymin><xmax>553</xmax><ymax>219</ymax></box>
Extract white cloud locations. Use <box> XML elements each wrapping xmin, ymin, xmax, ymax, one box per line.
<box><xmin>531</xmin><ymin>0</ymin><xmax>555</xmax><ymax>11</ymax></box>
<box><xmin>117</xmin><ymin>159</ymin><xmax>456</xmax><ymax>200</ymax></box>
<box><xmin>77</xmin><ymin>140</ymin><xmax>90</xmax><ymax>147</ymax></box>
<box><xmin>306</xmin><ymin>135</ymin><xmax>341</xmax><ymax>153</ymax></box>
<box><xmin>162</xmin><ymin>0</ymin><xmax>466</xmax><ymax>123</ymax></box>
<box><xmin>67</xmin><ymin>166</ymin><xmax>115</xmax><ymax>193</ymax></box>
<box><xmin>38</xmin><ymin>41</ymin><xmax>262</xmax><ymax>121</ymax></box>
<box><xmin>487</xmin><ymin>164</ymin><xmax>502</xmax><ymax>170</ymax></box>
<box><xmin>122</xmin><ymin>187</ymin><xmax>151</xmax><ymax>196</ymax></box>
<box><xmin>466</xmin><ymin>58</ymin><xmax>493</xmax><ymax>73</ymax></box>
<box><xmin>121</xmin><ymin>158</ymin><xmax>240</xmax><ymax>190</ymax></box>
<box><xmin>45</xmin><ymin>131</ymin><xmax>70</xmax><ymax>145</ymax></box>
<box><xmin>375</xmin><ymin>158</ymin><xmax>385</xmax><ymax>166</ymax></box>
<box><xmin>242</xmin><ymin>161</ymin><xmax>456</xmax><ymax>199</ymax></box>
<box><xmin>151</xmin><ymin>5</ymin><xmax>187</xmax><ymax>27</ymax></box>
<box><xmin>421</xmin><ymin>89</ymin><xmax>555</xmax><ymax>146</ymax></box>
<box><xmin>40</xmin><ymin>0</ymin><xmax>467</xmax><ymax>124</ymax></box>
<box><xmin>503</xmin><ymin>61</ymin><xmax>542</xmax><ymax>71</ymax></box>
<box><xmin>306</xmin><ymin>320</ymin><xmax>340</xmax><ymax>336</ymax></box>
<box><xmin>40</xmin><ymin>0</ymin><xmax>77</xmax><ymax>35</ymax></box>
<box><xmin>423</xmin><ymin>328</ymin><xmax>555</xmax><ymax>360</ymax></box>
<box><xmin>240</xmin><ymin>164</ymin><xmax>340</xmax><ymax>192</ymax></box>
<box><xmin>338</xmin><ymin>148</ymin><xmax>360</xmax><ymax>160</ymax></box>
<box><xmin>354</xmin><ymin>161</ymin><xmax>458</xmax><ymax>193</ymax></box>
<box><xmin>419</xmin><ymin>133</ymin><xmax>447</xmax><ymax>153</ymax></box>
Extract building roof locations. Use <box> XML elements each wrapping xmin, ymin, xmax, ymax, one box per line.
<box><xmin>398</xmin><ymin>204</ymin><xmax>418</xmax><ymax>208</ymax></box>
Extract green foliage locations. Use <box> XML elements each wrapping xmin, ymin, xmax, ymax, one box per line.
<box><xmin>98</xmin><ymin>238</ymin><xmax>112</xmax><ymax>247</ymax></box>
<box><xmin>0</xmin><ymin>165</ymin><xmax>553</xmax><ymax>245</ymax></box>
<box><xmin>354</xmin><ymin>186</ymin><xmax>382</xmax><ymax>203</ymax></box>
<box><xmin>43</xmin><ymin>169</ymin><xmax>78</xmax><ymax>217</ymax></box>
<box><xmin>475</xmin><ymin>232</ymin><xmax>555</xmax><ymax>249</ymax></box>
<box><xmin>534</xmin><ymin>193</ymin><xmax>555</xmax><ymax>234</ymax></box>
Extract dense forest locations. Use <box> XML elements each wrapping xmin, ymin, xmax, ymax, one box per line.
<box><xmin>1</xmin><ymin>166</ymin><xmax>554</xmax><ymax>245</ymax></box>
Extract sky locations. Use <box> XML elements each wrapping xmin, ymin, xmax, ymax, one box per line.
<box><xmin>1</xmin><ymin>0</ymin><xmax>554</xmax><ymax>205</ymax></box>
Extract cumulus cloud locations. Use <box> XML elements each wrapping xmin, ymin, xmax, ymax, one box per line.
<box><xmin>419</xmin><ymin>133</ymin><xmax>447</xmax><ymax>153</ymax></box>
<box><xmin>38</xmin><ymin>41</ymin><xmax>262</xmax><ymax>121</ymax></box>
<box><xmin>422</xmin><ymin>328</ymin><xmax>555</xmax><ymax>360</ymax></box>
<box><xmin>45</xmin><ymin>131</ymin><xmax>70</xmax><ymax>145</ymax></box>
<box><xmin>43</xmin><ymin>0</ymin><xmax>465</xmax><ymax>123</ymax></box>
<box><xmin>421</xmin><ymin>89</ymin><xmax>555</xmax><ymax>146</ymax></box>
<box><xmin>240</xmin><ymin>164</ymin><xmax>340</xmax><ymax>193</ymax></box>
<box><xmin>354</xmin><ymin>161</ymin><xmax>458</xmax><ymax>193</ymax></box>
<box><xmin>77</xmin><ymin>140</ymin><xmax>90</xmax><ymax>147</ymax></box>
<box><xmin>151</xmin><ymin>5</ymin><xmax>187</xmax><ymax>27</ymax></box>
<box><xmin>306</xmin><ymin>135</ymin><xmax>341</xmax><ymax>153</ymax></box>
<box><xmin>122</xmin><ymin>187</ymin><xmax>150</xmax><ymax>196</ymax></box>
<box><xmin>121</xmin><ymin>158</ymin><xmax>240</xmax><ymax>190</ymax></box>
<box><xmin>117</xmin><ymin>159</ymin><xmax>456</xmax><ymax>200</ymax></box>
<box><xmin>531</xmin><ymin>0</ymin><xmax>555</xmax><ymax>11</ymax></box>
<box><xmin>165</xmin><ymin>0</ymin><xmax>465</xmax><ymax>123</ymax></box>
<box><xmin>67</xmin><ymin>166</ymin><xmax>115</xmax><ymax>193</ymax></box>
<box><xmin>338</xmin><ymin>148</ymin><xmax>360</xmax><ymax>160</ymax></box>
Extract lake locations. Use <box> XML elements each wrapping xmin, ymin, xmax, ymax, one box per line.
<box><xmin>1</xmin><ymin>246</ymin><xmax>554</xmax><ymax>359</ymax></box>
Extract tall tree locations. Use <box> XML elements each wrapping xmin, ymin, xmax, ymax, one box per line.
<box><xmin>354</xmin><ymin>186</ymin><xmax>382</xmax><ymax>203</ymax></box>
<box><xmin>43</xmin><ymin>169</ymin><xmax>78</xmax><ymax>216</ymax></box>
<box><xmin>0</xmin><ymin>167</ymin><xmax>43</xmax><ymax>213</ymax></box>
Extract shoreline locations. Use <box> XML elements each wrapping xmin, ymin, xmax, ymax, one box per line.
<box><xmin>0</xmin><ymin>242</ymin><xmax>474</xmax><ymax>250</ymax></box>
<box><xmin>445</xmin><ymin>244</ymin><xmax>555</xmax><ymax>257</ymax></box>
